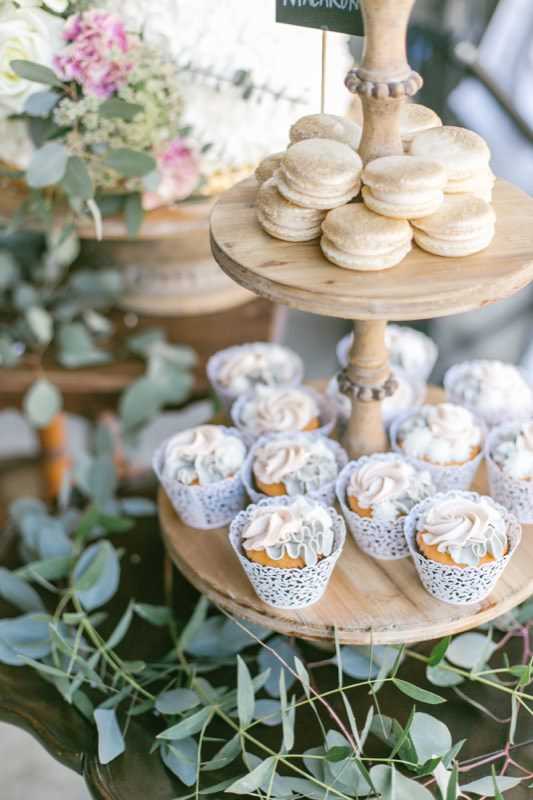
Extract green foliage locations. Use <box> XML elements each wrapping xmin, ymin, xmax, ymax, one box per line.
<box><xmin>23</xmin><ymin>378</ymin><xmax>62</xmax><ymax>428</ymax></box>
<box><xmin>10</xmin><ymin>59</ymin><xmax>62</xmax><ymax>88</ymax></box>
<box><xmin>104</xmin><ymin>148</ymin><xmax>157</xmax><ymax>178</ymax></box>
<box><xmin>27</xmin><ymin>142</ymin><xmax>69</xmax><ymax>188</ymax></box>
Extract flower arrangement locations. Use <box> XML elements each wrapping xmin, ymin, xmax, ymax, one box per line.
<box><xmin>1</xmin><ymin>1</ymin><xmax>202</xmax><ymax>235</ymax></box>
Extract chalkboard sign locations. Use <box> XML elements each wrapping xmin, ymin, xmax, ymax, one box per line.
<box><xmin>276</xmin><ymin>0</ymin><xmax>364</xmax><ymax>37</ymax></box>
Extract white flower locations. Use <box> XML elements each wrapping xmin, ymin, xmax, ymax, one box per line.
<box><xmin>13</xmin><ymin>0</ymin><xmax>69</xmax><ymax>13</ymax></box>
<box><xmin>0</xmin><ymin>4</ymin><xmax>62</xmax><ymax>117</ymax></box>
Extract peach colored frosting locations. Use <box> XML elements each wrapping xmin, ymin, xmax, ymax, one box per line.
<box><xmin>348</xmin><ymin>459</ymin><xmax>412</xmax><ymax>507</ymax></box>
<box><xmin>164</xmin><ymin>426</ymin><xmax>246</xmax><ymax>486</ymax></box>
<box><xmin>398</xmin><ymin>403</ymin><xmax>482</xmax><ymax>465</ymax></box>
<box><xmin>241</xmin><ymin>387</ymin><xmax>318</xmax><ymax>435</ymax></box>
<box><xmin>254</xmin><ymin>443</ymin><xmax>309</xmax><ymax>484</ymax></box>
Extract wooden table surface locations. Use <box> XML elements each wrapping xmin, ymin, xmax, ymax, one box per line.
<box><xmin>0</xmin><ymin>456</ymin><xmax>532</xmax><ymax>799</ymax></box>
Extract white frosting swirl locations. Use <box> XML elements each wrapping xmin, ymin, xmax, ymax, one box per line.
<box><xmin>348</xmin><ymin>459</ymin><xmax>412</xmax><ymax>507</ymax></box>
<box><xmin>163</xmin><ymin>426</ymin><xmax>246</xmax><ymax>486</ymax></box>
<box><xmin>398</xmin><ymin>403</ymin><xmax>482</xmax><ymax>465</ymax></box>
<box><xmin>253</xmin><ymin>437</ymin><xmax>338</xmax><ymax>494</ymax></box>
<box><xmin>419</xmin><ymin>497</ymin><xmax>508</xmax><ymax>567</ymax></box>
<box><xmin>242</xmin><ymin>497</ymin><xmax>335</xmax><ymax>566</ymax></box>
<box><xmin>254</xmin><ymin>443</ymin><xmax>309</xmax><ymax>484</ymax></box>
<box><xmin>217</xmin><ymin>345</ymin><xmax>298</xmax><ymax>394</ymax></box>
<box><xmin>450</xmin><ymin>361</ymin><xmax>533</xmax><ymax>420</ymax></box>
<box><xmin>240</xmin><ymin>386</ymin><xmax>319</xmax><ymax>435</ymax></box>
<box><xmin>492</xmin><ymin>421</ymin><xmax>533</xmax><ymax>480</ymax></box>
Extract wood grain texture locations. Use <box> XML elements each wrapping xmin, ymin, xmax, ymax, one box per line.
<box><xmin>160</xmin><ymin>386</ymin><xmax>533</xmax><ymax>646</ymax></box>
<box><xmin>210</xmin><ymin>177</ymin><xmax>533</xmax><ymax>321</ymax></box>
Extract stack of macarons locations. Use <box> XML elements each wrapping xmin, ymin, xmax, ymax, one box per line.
<box><xmin>253</xmin><ymin>108</ymin><xmax>497</xmax><ymax>272</ymax></box>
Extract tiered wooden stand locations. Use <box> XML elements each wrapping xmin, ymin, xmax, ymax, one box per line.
<box><xmin>159</xmin><ymin>0</ymin><xmax>533</xmax><ymax>644</ymax></box>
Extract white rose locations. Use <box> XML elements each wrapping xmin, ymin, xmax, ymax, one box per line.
<box><xmin>0</xmin><ymin>4</ymin><xmax>63</xmax><ymax>117</ymax></box>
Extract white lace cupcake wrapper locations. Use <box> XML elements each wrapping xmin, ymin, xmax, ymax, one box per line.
<box><xmin>389</xmin><ymin>411</ymin><xmax>485</xmax><ymax>493</ymax></box>
<box><xmin>241</xmin><ymin>432</ymin><xmax>348</xmax><ymax>506</ymax></box>
<box><xmin>404</xmin><ymin>491</ymin><xmax>522</xmax><ymax>606</ymax></box>
<box><xmin>336</xmin><ymin>330</ymin><xmax>438</xmax><ymax>384</ymax></box>
<box><xmin>444</xmin><ymin>360</ymin><xmax>533</xmax><ymax>429</ymax></box>
<box><xmin>485</xmin><ymin>422</ymin><xmax>533</xmax><ymax>524</ymax></box>
<box><xmin>336</xmin><ymin>457</ymin><xmax>412</xmax><ymax>560</ymax></box>
<box><xmin>231</xmin><ymin>387</ymin><xmax>337</xmax><ymax>447</ymax></box>
<box><xmin>229</xmin><ymin>498</ymin><xmax>346</xmax><ymax>609</ymax></box>
<box><xmin>152</xmin><ymin>429</ymin><xmax>248</xmax><ymax>530</ymax></box>
<box><xmin>206</xmin><ymin>343</ymin><xmax>305</xmax><ymax>414</ymax></box>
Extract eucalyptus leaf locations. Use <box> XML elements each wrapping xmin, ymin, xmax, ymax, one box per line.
<box><xmin>224</xmin><ymin>756</ymin><xmax>276</xmax><ymax>795</ymax></box>
<box><xmin>23</xmin><ymin>379</ymin><xmax>62</xmax><ymax>428</ymax></box>
<box><xmin>120</xmin><ymin>498</ymin><xmax>156</xmax><ymax>517</ymax></box>
<box><xmin>10</xmin><ymin>59</ymin><xmax>62</xmax><ymax>87</ymax></box>
<box><xmin>426</xmin><ymin>665</ymin><xmax>464</xmax><ymax>687</ymax></box>
<box><xmin>62</xmin><ymin>156</ymin><xmax>93</xmax><ymax>201</ymax></box>
<box><xmin>86</xmin><ymin>454</ymin><xmax>118</xmax><ymax>508</ymax></box>
<box><xmin>428</xmin><ymin>637</ymin><xmax>451</xmax><ymax>667</ymax></box>
<box><xmin>25</xmin><ymin>306</ymin><xmax>53</xmax><ymax>345</ymax></box>
<box><xmin>236</xmin><ymin>655</ymin><xmax>255</xmax><ymax>728</ymax></box>
<box><xmin>99</xmin><ymin>98</ymin><xmax>143</xmax><ymax>121</ymax></box>
<box><xmin>252</xmin><ymin>698</ymin><xmax>282</xmax><ymax>727</ymax></box>
<box><xmin>337</xmin><ymin>646</ymin><xmax>380</xmax><ymax>680</ymax></box>
<box><xmin>258</xmin><ymin>636</ymin><xmax>297</xmax><ymax>697</ymax></box>
<box><xmin>104</xmin><ymin>148</ymin><xmax>156</xmax><ymax>178</ymax></box>
<box><xmin>392</xmin><ymin>678</ymin><xmax>445</xmax><ymax>705</ymax></box>
<box><xmin>0</xmin><ymin>568</ymin><xmax>45</xmax><ymax>613</ymax></box>
<box><xmin>24</xmin><ymin>89</ymin><xmax>60</xmax><ymax>117</ymax></box>
<box><xmin>0</xmin><ymin>613</ymin><xmax>52</xmax><ymax>666</ymax></box>
<box><xmin>16</xmin><ymin>555</ymin><xmax>72</xmax><ymax>583</ymax></box>
<box><xmin>446</xmin><ymin>633</ymin><xmax>496</xmax><ymax>670</ymax></box>
<box><xmin>410</xmin><ymin>713</ymin><xmax>452</xmax><ymax>764</ymax></box>
<box><xmin>371</xmin><ymin>765</ymin><xmax>434</xmax><ymax>800</ymax></box>
<box><xmin>73</xmin><ymin>541</ymin><xmax>120</xmax><ymax>611</ymax></box>
<box><xmin>124</xmin><ymin>192</ymin><xmax>143</xmax><ymax>237</ymax></box>
<box><xmin>202</xmin><ymin>734</ymin><xmax>241</xmax><ymax>772</ymax></box>
<box><xmin>157</xmin><ymin>706</ymin><xmax>212</xmax><ymax>741</ymax></box>
<box><xmin>57</xmin><ymin>322</ymin><xmax>110</xmax><ymax>368</ymax></box>
<box><xmin>127</xmin><ymin>328</ymin><xmax>165</xmax><ymax>357</ymax></box>
<box><xmin>134</xmin><ymin>603</ymin><xmax>171</xmax><ymax>627</ymax></box>
<box><xmin>0</xmin><ymin>251</ymin><xmax>19</xmax><ymax>289</ymax></box>
<box><xmin>94</xmin><ymin>708</ymin><xmax>125</xmax><ymax>765</ymax></box>
<box><xmin>155</xmin><ymin>688</ymin><xmax>200</xmax><ymax>715</ymax></box>
<box><xmin>461</xmin><ymin>776</ymin><xmax>522</xmax><ymax>796</ymax></box>
<box><xmin>161</xmin><ymin>738</ymin><xmax>198</xmax><ymax>786</ymax></box>
<box><xmin>325</xmin><ymin>731</ymin><xmax>371</xmax><ymax>794</ymax></box>
<box><xmin>119</xmin><ymin>377</ymin><xmax>161</xmax><ymax>431</ymax></box>
<box><xmin>27</xmin><ymin>142</ymin><xmax>69</xmax><ymax>188</ymax></box>
<box><xmin>184</xmin><ymin>616</ymin><xmax>267</xmax><ymax>659</ymax></box>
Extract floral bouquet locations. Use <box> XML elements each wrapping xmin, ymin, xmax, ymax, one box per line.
<box><xmin>1</xmin><ymin>1</ymin><xmax>202</xmax><ymax>235</ymax></box>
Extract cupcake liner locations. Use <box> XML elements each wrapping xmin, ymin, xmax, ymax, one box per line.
<box><xmin>404</xmin><ymin>491</ymin><xmax>521</xmax><ymax>606</ymax></box>
<box><xmin>229</xmin><ymin>497</ymin><xmax>346</xmax><ymax>609</ymax></box>
<box><xmin>336</xmin><ymin>327</ymin><xmax>438</xmax><ymax>383</ymax></box>
<box><xmin>206</xmin><ymin>343</ymin><xmax>304</xmax><ymax>414</ymax></box>
<box><xmin>485</xmin><ymin>421</ymin><xmax>533</xmax><ymax>524</ymax></box>
<box><xmin>241</xmin><ymin>431</ymin><xmax>348</xmax><ymax>506</ymax></box>
<box><xmin>231</xmin><ymin>386</ymin><xmax>337</xmax><ymax>447</ymax></box>
<box><xmin>336</xmin><ymin>455</ymin><xmax>414</xmax><ymax>560</ymax></box>
<box><xmin>152</xmin><ymin>428</ymin><xmax>248</xmax><ymax>530</ymax></box>
<box><xmin>444</xmin><ymin>360</ymin><xmax>533</xmax><ymax>429</ymax></box>
<box><xmin>389</xmin><ymin>410</ymin><xmax>485</xmax><ymax>493</ymax></box>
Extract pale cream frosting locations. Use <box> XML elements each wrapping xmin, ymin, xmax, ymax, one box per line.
<box><xmin>216</xmin><ymin>345</ymin><xmax>300</xmax><ymax>395</ymax></box>
<box><xmin>419</xmin><ymin>497</ymin><xmax>508</xmax><ymax>566</ymax></box>
<box><xmin>492</xmin><ymin>421</ymin><xmax>533</xmax><ymax>480</ymax></box>
<box><xmin>448</xmin><ymin>361</ymin><xmax>533</xmax><ymax>422</ymax></box>
<box><xmin>253</xmin><ymin>437</ymin><xmax>338</xmax><ymax>494</ymax></box>
<box><xmin>347</xmin><ymin>457</ymin><xmax>434</xmax><ymax>523</ymax></box>
<box><xmin>242</xmin><ymin>496</ymin><xmax>335</xmax><ymax>567</ymax></box>
<box><xmin>164</xmin><ymin>425</ymin><xmax>246</xmax><ymax>486</ymax></box>
<box><xmin>398</xmin><ymin>403</ymin><xmax>483</xmax><ymax>465</ymax></box>
<box><xmin>240</xmin><ymin>386</ymin><xmax>319</xmax><ymax>435</ymax></box>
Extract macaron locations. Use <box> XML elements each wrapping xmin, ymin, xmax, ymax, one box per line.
<box><xmin>410</xmin><ymin>125</ymin><xmax>491</xmax><ymax>182</ymax></box>
<box><xmin>321</xmin><ymin>204</ymin><xmax>413</xmax><ymax>272</ymax></box>
<box><xmin>362</xmin><ymin>155</ymin><xmax>447</xmax><ymax>219</ymax></box>
<box><xmin>255</xmin><ymin>152</ymin><xmax>284</xmax><ymax>185</ymax></box>
<box><xmin>289</xmin><ymin>113</ymin><xmax>362</xmax><ymax>151</ymax></box>
<box><xmin>277</xmin><ymin>139</ymin><xmax>363</xmax><ymax>210</ymax></box>
<box><xmin>401</xmin><ymin>104</ymin><xmax>442</xmax><ymax>150</ymax></box>
<box><xmin>412</xmin><ymin>195</ymin><xmax>496</xmax><ymax>257</ymax></box>
<box><xmin>445</xmin><ymin>169</ymin><xmax>496</xmax><ymax>203</ymax></box>
<box><xmin>256</xmin><ymin>178</ymin><xmax>326</xmax><ymax>242</ymax></box>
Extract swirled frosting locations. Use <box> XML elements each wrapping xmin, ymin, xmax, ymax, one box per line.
<box><xmin>216</xmin><ymin>345</ymin><xmax>300</xmax><ymax>395</ymax></box>
<box><xmin>448</xmin><ymin>361</ymin><xmax>533</xmax><ymax>421</ymax></box>
<box><xmin>328</xmin><ymin>371</ymin><xmax>419</xmax><ymax>426</ymax></box>
<box><xmin>419</xmin><ymin>497</ymin><xmax>508</xmax><ymax>566</ymax></box>
<box><xmin>397</xmin><ymin>403</ymin><xmax>482</xmax><ymax>465</ymax></box>
<box><xmin>347</xmin><ymin>457</ymin><xmax>434</xmax><ymax>523</ymax></box>
<box><xmin>492</xmin><ymin>421</ymin><xmax>533</xmax><ymax>480</ymax></box>
<box><xmin>253</xmin><ymin>437</ymin><xmax>338</xmax><ymax>494</ymax></box>
<box><xmin>163</xmin><ymin>425</ymin><xmax>246</xmax><ymax>486</ymax></box>
<box><xmin>242</xmin><ymin>497</ymin><xmax>335</xmax><ymax>566</ymax></box>
<box><xmin>240</xmin><ymin>386</ymin><xmax>319</xmax><ymax>435</ymax></box>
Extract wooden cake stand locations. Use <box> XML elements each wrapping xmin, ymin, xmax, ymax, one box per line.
<box><xmin>159</xmin><ymin>0</ymin><xmax>533</xmax><ymax>644</ymax></box>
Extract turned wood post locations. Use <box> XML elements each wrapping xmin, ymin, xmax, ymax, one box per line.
<box><xmin>342</xmin><ymin>0</ymin><xmax>422</xmax><ymax>458</ymax></box>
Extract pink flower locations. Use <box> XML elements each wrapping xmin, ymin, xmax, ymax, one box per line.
<box><xmin>54</xmin><ymin>10</ymin><xmax>134</xmax><ymax>98</ymax></box>
<box><xmin>143</xmin><ymin>139</ymin><xmax>200</xmax><ymax>210</ymax></box>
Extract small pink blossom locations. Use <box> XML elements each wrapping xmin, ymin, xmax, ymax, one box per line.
<box><xmin>54</xmin><ymin>10</ymin><xmax>134</xmax><ymax>98</ymax></box>
<box><xmin>143</xmin><ymin>139</ymin><xmax>200</xmax><ymax>210</ymax></box>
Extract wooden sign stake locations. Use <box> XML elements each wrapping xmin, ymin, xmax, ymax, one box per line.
<box><xmin>321</xmin><ymin>29</ymin><xmax>328</xmax><ymax>114</ymax></box>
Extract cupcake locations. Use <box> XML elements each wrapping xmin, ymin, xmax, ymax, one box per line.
<box><xmin>486</xmin><ymin>419</ymin><xmax>533</xmax><ymax>523</ymax></box>
<box><xmin>336</xmin><ymin>454</ymin><xmax>434</xmax><ymax>560</ymax></box>
<box><xmin>242</xmin><ymin>432</ymin><xmax>348</xmax><ymax>506</ymax></box>
<box><xmin>207</xmin><ymin>342</ymin><xmax>304</xmax><ymax>412</ymax></box>
<box><xmin>405</xmin><ymin>491</ymin><xmax>521</xmax><ymax>605</ymax></box>
<box><xmin>229</xmin><ymin>496</ymin><xmax>346</xmax><ymax>609</ymax></box>
<box><xmin>391</xmin><ymin>403</ymin><xmax>484</xmax><ymax>492</ymax></box>
<box><xmin>337</xmin><ymin>324</ymin><xmax>438</xmax><ymax>383</ymax></box>
<box><xmin>327</xmin><ymin>367</ymin><xmax>425</xmax><ymax>434</ymax></box>
<box><xmin>444</xmin><ymin>360</ymin><xmax>533</xmax><ymax>428</ymax></box>
<box><xmin>153</xmin><ymin>425</ymin><xmax>247</xmax><ymax>529</ymax></box>
<box><xmin>232</xmin><ymin>385</ymin><xmax>336</xmax><ymax>445</ymax></box>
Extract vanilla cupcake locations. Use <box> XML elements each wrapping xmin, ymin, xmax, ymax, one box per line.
<box><xmin>153</xmin><ymin>425</ymin><xmax>247</xmax><ymax>529</ymax></box>
<box><xmin>242</xmin><ymin>432</ymin><xmax>347</xmax><ymax>506</ymax></box>
<box><xmin>337</xmin><ymin>324</ymin><xmax>438</xmax><ymax>383</ymax></box>
<box><xmin>207</xmin><ymin>342</ymin><xmax>304</xmax><ymax>412</ymax></box>
<box><xmin>444</xmin><ymin>360</ymin><xmax>533</xmax><ymax>428</ymax></box>
<box><xmin>486</xmin><ymin>420</ymin><xmax>533</xmax><ymax>523</ymax></box>
<box><xmin>232</xmin><ymin>385</ymin><xmax>336</xmax><ymax>445</ymax></box>
<box><xmin>405</xmin><ymin>491</ymin><xmax>520</xmax><ymax>605</ymax></box>
<box><xmin>391</xmin><ymin>403</ymin><xmax>484</xmax><ymax>492</ymax></box>
<box><xmin>229</xmin><ymin>496</ymin><xmax>346</xmax><ymax>608</ymax></box>
<box><xmin>327</xmin><ymin>367</ymin><xmax>425</xmax><ymax>435</ymax></box>
<box><xmin>336</xmin><ymin>454</ymin><xmax>434</xmax><ymax>560</ymax></box>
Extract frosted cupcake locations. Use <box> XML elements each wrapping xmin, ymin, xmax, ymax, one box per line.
<box><xmin>486</xmin><ymin>419</ymin><xmax>533</xmax><ymax>522</ymax></box>
<box><xmin>405</xmin><ymin>491</ymin><xmax>521</xmax><ymax>605</ymax></box>
<box><xmin>229</xmin><ymin>496</ymin><xmax>345</xmax><ymax>608</ymax></box>
<box><xmin>207</xmin><ymin>342</ymin><xmax>304</xmax><ymax>412</ymax></box>
<box><xmin>327</xmin><ymin>367</ymin><xmax>425</xmax><ymax>434</ymax></box>
<box><xmin>445</xmin><ymin>360</ymin><xmax>533</xmax><ymax>428</ymax></box>
<box><xmin>153</xmin><ymin>425</ymin><xmax>247</xmax><ymax>529</ymax></box>
<box><xmin>232</xmin><ymin>385</ymin><xmax>336</xmax><ymax>445</ymax></box>
<box><xmin>242</xmin><ymin>432</ymin><xmax>348</xmax><ymax>506</ymax></box>
<box><xmin>391</xmin><ymin>403</ymin><xmax>484</xmax><ymax>492</ymax></box>
<box><xmin>336</xmin><ymin>454</ymin><xmax>434</xmax><ymax>560</ymax></box>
